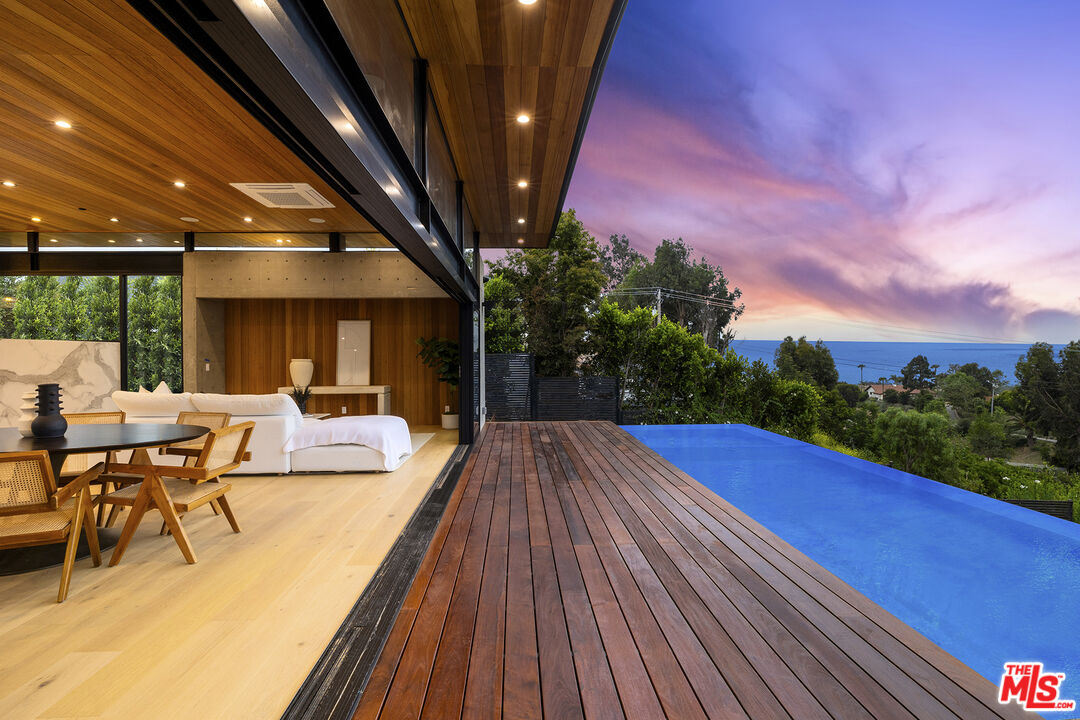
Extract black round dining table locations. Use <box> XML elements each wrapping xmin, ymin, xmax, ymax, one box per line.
<box><xmin>0</xmin><ymin>423</ymin><xmax>209</xmax><ymax>575</ymax></box>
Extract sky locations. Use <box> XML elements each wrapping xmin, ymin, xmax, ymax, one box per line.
<box><xmin>564</xmin><ymin>0</ymin><xmax>1080</xmax><ymax>342</ymax></box>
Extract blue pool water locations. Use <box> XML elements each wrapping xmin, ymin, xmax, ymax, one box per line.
<box><xmin>625</xmin><ymin>423</ymin><xmax>1080</xmax><ymax>691</ymax></box>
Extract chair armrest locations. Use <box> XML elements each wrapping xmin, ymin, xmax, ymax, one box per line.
<box><xmin>51</xmin><ymin>462</ymin><xmax>104</xmax><ymax>508</ymax></box>
<box><xmin>163</xmin><ymin>447</ymin><xmax>202</xmax><ymax>458</ymax></box>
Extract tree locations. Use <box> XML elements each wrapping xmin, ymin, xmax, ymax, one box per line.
<box><xmin>836</xmin><ymin>382</ymin><xmax>863</xmax><ymax>407</ymax></box>
<box><xmin>883</xmin><ymin>388</ymin><xmax>900</xmax><ymax>404</ymax></box>
<box><xmin>937</xmin><ymin>371</ymin><xmax>986</xmax><ymax>419</ymax></box>
<box><xmin>483</xmin><ymin>272</ymin><xmax>526</xmax><ymax>354</ymax></box>
<box><xmin>488</xmin><ymin>209</ymin><xmax>607</xmax><ymax>376</ymax></box>
<box><xmin>598</xmin><ymin>233</ymin><xmax>644</xmax><ymax>290</ymax></box>
<box><xmin>968</xmin><ymin>412</ymin><xmax>1008</xmax><ymax>458</ymax></box>
<box><xmin>900</xmin><ymin>355</ymin><xmax>936</xmax><ymax>390</ymax></box>
<box><xmin>54</xmin><ymin>277</ymin><xmax>88</xmax><ymax>340</ymax></box>
<box><xmin>947</xmin><ymin>362</ymin><xmax>994</xmax><ymax>394</ymax></box>
<box><xmin>81</xmin><ymin>276</ymin><xmax>120</xmax><ymax>341</ymax></box>
<box><xmin>0</xmin><ymin>276</ymin><xmax>18</xmax><ymax>337</ymax></box>
<box><xmin>152</xmin><ymin>276</ymin><xmax>182</xmax><ymax>392</ymax></box>
<box><xmin>614</xmin><ymin>237</ymin><xmax>743</xmax><ymax>349</ymax></box>
<box><xmin>774</xmin><ymin>336</ymin><xmax>839</xmax><ymax>390</ymax></box>
<box><xmin>1014</xmin><ymin>341</ymin><xmax>1080</xmax><ymax>469</ymax></box>
<box><xmin>873</xmin><ymin>407</ymin><xmax>956</xmax><ymax>481</ymax></box>
<box><xmin>13</xmin><ymin>275</ymin><xmax>61</xmax><ymax>338</ymax></box>
<box><xmin>126</xmin><ymin>275</ymin><xmax>157</xmax><ymax>390</ymax></box>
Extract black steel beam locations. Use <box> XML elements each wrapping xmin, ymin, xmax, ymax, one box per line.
<box><xmin>127</xmin><ymin>0</ymin><xmax>475</xmax><ymax>303</ymax></box>
<box><xmin>118</xmin><ymin>275</ymin><xmax>129</xmax><ymax>391</ymax></box>
<box><xmin>457</xmin><ymin>299</ymin><xmax>474</xmax><ymax>444</ymax></box>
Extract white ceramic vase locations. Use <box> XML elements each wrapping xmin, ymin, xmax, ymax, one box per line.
<box><xmin>17</xmin><ymin>391</ymin><xmax>37</xmax><ymax>437</ymax></box>
<box><xmin>289</xmin><ymin>358</ymin><xmax>314</xmax><ymax>388</ymax></box>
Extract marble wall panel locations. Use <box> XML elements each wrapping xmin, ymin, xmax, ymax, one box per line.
<box><xmin>0</xmin><ymin>339</ymin><xmax>120</xmax><ymax>426</ymax></box>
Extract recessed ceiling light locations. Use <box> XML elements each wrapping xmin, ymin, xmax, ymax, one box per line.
<box><xmin>243</xmin><ymin>216</ymin><xmax>253</xmax><ymax>223</ymax></box>
<box><xmin>517</xmin><ymin>218</ymin><xmax>526</xmax><ymax>224</ymax></box>
<box><xmin>286</xmin><ymin>238</ymin><xmax>292</xmax><ymax>243</ymax></box>
<box><xmin>30</xmin><ymin>217</ymin><xmax>41</xmax><ymax>222</ymax></box>
<box><xmin>308</xmin><ymin>217</ymin><xmax>325</xmax><ymax>223</ymax></box>
<box><xmin>109</xmin><ymin>217</ymin><xmax>118</xmax><ymax>222</ymax></box>
<box><xmin>2</xmin><ymin>181</ymin><xmax>14</xmax><ymax>187</ymax></box>
<box><xmin>517</xmin><ymin>180</ymin><xmax>528</xmax><ymax>188</ymax></box>
<box><xmin>173</xmin><ymin>180</ymin><xmax>186</xmax><ymax>188</ymax></box>
<box><xmin>136</xmin><ymin>237</ymin><xmax>143</xmax><ymax>242</ymax></box>
<box><xmin>276</xmin><ymin>238</ymin><xmax>284</xmax><ymax>244</ymax></box>
<box><xmin>519</xmin><ymin>0</ymin><xmax>537</xmax><ymax>5</ymax></box>
<box><xmin>517</xmin><ymin>238</ymin><xmax>525</xmax><ymax>244</ymax></box>
<box><xmin>173</xmin><ymin>239</ymin><xmax>181</xmax><ymax>244</ymax></box>
<box><xmin>107</xmin><ymin>238</ymin><xmax>116</xmax><ymax>243</ymax></box>
<box><xmin>180</xmin><ymin>216</ymin><xmax>200</xmax><ymax>223</ymax></box>
<box><xmin>516</xmin><ymin>113</ymin><xmax>530</xmax><ymax>124</ymax></box>
<box><xmin>54</xmin><ymin>120</ymin><xmax>72</xmax><ymax>129</ymax></box>
<box><xmin>49</xmin><ymin>238</ymin><xmax>58</xmax><ymax>243</ymax></box>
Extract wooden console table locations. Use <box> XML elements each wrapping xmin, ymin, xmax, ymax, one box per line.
<box><xmin>278</xmin><ymin>385</ymin><xmax>391</xmax><ymax>415</ymax></box>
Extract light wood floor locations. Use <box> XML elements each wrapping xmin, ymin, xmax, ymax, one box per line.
<box><xmin>0</xmin><ymin>428</ymin><xmax>458</xmax><ymax>720</ymax></box>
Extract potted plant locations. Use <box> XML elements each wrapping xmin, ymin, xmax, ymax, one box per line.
<box><xmin>417</xmin><ymin>336</ymin><xmax>460</xmax><ymax>429</ymax></box>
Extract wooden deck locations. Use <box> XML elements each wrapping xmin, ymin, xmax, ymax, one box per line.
<box><xmin>353</xmin><ymin>422</ymin><xmax>1031</xmax><ymax>720</ymax></box>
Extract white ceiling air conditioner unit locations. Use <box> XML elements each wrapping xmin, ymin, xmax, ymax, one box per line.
<box><xmin>229</xmin><ymin>182</ymin><xmax>335</xmax><ymax>209</ymax></box>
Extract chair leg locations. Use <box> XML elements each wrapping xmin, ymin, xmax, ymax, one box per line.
<box><xmin>109</xmin><ymin>481</ymin><xmax>153</xmax><ymax>567</ymax></box>
<box><xmin>58</xmin><ymin>492</ymin><xmax>86</xmax><ymax>603</ymax></box>
<box><xmin>216</xmin><ymin>495</ymin><xmax>241</xmax><ymax>533</ymax></box>
<box><xmin>96</xmin><ymin>481</ymin><xmax>114</xmax><ymax>525</ymax></box>
<box><xmin>105</xmin><ymin>504</ymin><xmax>124</xmax><ymax>528</ymax></box>
<box><xmin>149</xmin><ymin>475</ymin><xmax>197</xmax><ymax>564</ymax></box>
<box><xmin>82</xmin><ymin>488</ymin><xmax>101</xmax><ymax>566</ymax></box>
<box><xmin>209</xmin><ymin>499</ymin><xmax>222</xmax><ymax>516</ymax></box>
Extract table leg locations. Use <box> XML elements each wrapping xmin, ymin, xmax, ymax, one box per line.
<box><xmin>377</xmin><ymin>390</ymin><xmax>390</xmax><ymax>415</ymax></box>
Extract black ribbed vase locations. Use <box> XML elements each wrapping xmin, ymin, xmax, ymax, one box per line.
<box><xmin>30</xmin><ymin>383</ymin><xmax>67</xmax><ymax>438</ymax></box>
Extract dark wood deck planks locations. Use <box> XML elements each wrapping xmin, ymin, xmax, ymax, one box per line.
<box><xmin>352</xmin><ymin>422</ymin><xmax>1035</xmax><ymax>720</ymax></box>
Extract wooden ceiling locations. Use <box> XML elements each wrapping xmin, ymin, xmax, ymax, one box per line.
<box><xmin>0</xmin><ymin>0</ymin><xmax>377</xmax><ymax>236</ymax></box>
<box><xmin>390</xmin><ymin>0</ymin><xmax>620</xmax><ymax>248</ymax></box>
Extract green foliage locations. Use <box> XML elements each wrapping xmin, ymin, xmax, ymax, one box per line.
<box><xmin>836</xmin><ymin>382</ymin><xmax>863</xmax><ymax>407</ymax></box>
<box><xmin>1013</xmin><ymin>341</ymin><xmax>1080</xmax><ymax>470</ymax></box>
<box><xmin>817</xmin><ymin>388</ymin><xmax>850</xmax><ymax>438</ymax></box>
<box><xmin>873</xmin><ymin>406</ymin><xmax>956</xmax><ymax>481</ymax></box>
<box><xmin>900</xmin><ymin>354</ymin><xmax>937</xmax><ymax>390</ymax></box>
<box><xmin>581</xmin><ymin>300</ymin><xmax>653</xmax><ymax>381</ymax></box>
<box><xmin>598</xmin><ymin>233</ymin><xmax>644</xmax><ymax>290</ymax></box>
<box><xmin>482</xmin><ymin>272</ymin><xmax>526</xmax><ymax>354</ymax></box>
<box><xmin>487</xmin><ymin>210</ymin><xmax>606</xmax><ymax>376</ymax></box>
<box><xmin>756</xmin><ymin>378</ymin><xmax>821</xmax><ymax>441</ymax></box>
<box><xmin>946</xmin><ymin>362</ymin><xmax>996</xmax><ymax>394</ymax></box>
<box><xmin>611</xmin><ymin>237</ymin><xmax>743</xmax><ymax>350</ymax></box>
<box><xmin>883</xmin><ymin>388</ymin><xmax>900</xmax><ymax>404</ymax></box>
<box><xmin>416</xmin><ymin>337</ymin><xmax>461</xmax><ymax>389</ymax></box>
<box><xmin>967</xmin><ymin>411</ymin><xmax>1008</xmax><ymax>458</ymax></box>
<box><xmin>937</xmin><ymin>371</ymin><xmax>987</xmax><ymax>419</ymax></box>
<box><xmin>773</xmin><ymin>336</ymin><xmax>838</xmax><ymax>390</ymax></box>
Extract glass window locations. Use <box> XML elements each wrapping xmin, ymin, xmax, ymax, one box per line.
<box><xmin>0</xmin><ymin>276</ymin><xmax>119</xmax><ymax>341</ymax></box>
<box><xmin>0</xmin><ymin>232</ymin><xmax>25</xmax><ymax>251</ymax></box>
<box><xmin>324</xmin><ymin>0</ymin><xmax>416</xmax><ymax>158</ymax></box>
<box><xmin>344</xmin><ymin>232</ymin><xmax>396</xmax><ymax>250</ymax></box>
<box><xmin>427</xmin><ymin>99</ymin><xmax>458</xmax><ymax>234</ymax></box>
<box><xmin>126</xmin><ymin>276</ymin><xmax>182</xmax><ymax>391</ymax></box>
<box><xmin>195</xmin><ymin>233</ymin><xmax>328</xmax><ymax>250</ymax></box>
<box><xmin>37</xmin><ymin>233</ymin><xmax>183</xmax><ymax>250</ymax></box>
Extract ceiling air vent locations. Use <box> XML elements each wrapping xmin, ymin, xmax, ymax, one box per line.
<box><xmin>229</xmin><ymin>183</ymin><xmax>335</xmax><ymax>209</ymax></box>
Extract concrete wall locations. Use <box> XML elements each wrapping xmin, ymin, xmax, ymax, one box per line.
<box><xmin>181</xmin><ymin>251</ymin><xmax>449</xmax><ymax>392</ymax></box>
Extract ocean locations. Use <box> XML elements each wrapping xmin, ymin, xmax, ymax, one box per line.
<box><xmin>729</xmin><ymin>340</ymin><xmax>1067</xmax><ymax>386</ymax></box>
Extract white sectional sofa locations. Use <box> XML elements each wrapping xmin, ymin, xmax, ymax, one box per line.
<box><xmin>109</xmin><ymin>391</ymin><xmax>302</xmax><ymax>473</ymax></box>
<box><xmin>107</xmin><ymin>390</ymin><xmax>416</xmax><ymax>473</ymax></box>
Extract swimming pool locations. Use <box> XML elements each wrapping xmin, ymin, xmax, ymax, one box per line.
<box><xmin>625</xmin><ymin>423</ymin><xmax>1080</xmax><ymax>690</ymax></box>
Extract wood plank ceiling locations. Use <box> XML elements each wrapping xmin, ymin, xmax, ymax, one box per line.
<box><xmin>394</xmin><ymin>0</ymin><xmax>618</xmax><ymax>248</ymax></box>
<box><xmin>0</xmin><ymin>0</ymin><xmax>377</xmax><ymax>238</ymax></box>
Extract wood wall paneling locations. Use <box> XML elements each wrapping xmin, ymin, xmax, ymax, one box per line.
<box><xmin>225</xmin><ymin>298</ymin><xmax>458</xmax><ymax>426</ymax></box>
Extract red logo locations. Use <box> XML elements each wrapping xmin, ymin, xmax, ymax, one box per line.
<box><xmin>999</xmin><ymin>663</ymin><xmax>1075</xmax><ymax>712</ymax></box>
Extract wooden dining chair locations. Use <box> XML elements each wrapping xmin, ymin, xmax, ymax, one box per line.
<box><xmin>99</xmin><ymin>422</ymin><xmax>255</xmax><ymax>566</ymax></box>
<box><xmin>59</xmin><ymin>411</ymin><xmax>126</xmax><ymax>478</ymax></box>
<box><xmin>156</xmin><ymin>411</ymin><xmax>231</xmax><ymax>530</ymax></box>
<box><xmin>0</xmin><ymin>451</ymin><xmax>103</xmax><ymax>602</ymax></box>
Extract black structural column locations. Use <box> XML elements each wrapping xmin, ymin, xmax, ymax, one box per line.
<box><xmin>458</xmin><ymin>299</ymin><xmax>474</xmax><ymax>444</ymax></box>
<box><xmin>118</xmin><ymin>275</ymin><xmax>128</xmax><ymax>391</ymax></box>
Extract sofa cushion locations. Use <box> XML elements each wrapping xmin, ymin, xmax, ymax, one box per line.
<box><xmin>152</xmin><ymin>381</ymin><xmax>173</xmax><ymax>394</ymax></box>
<box><xmin>192</xmin><ymin>393</ymin><xmax>302</xmax><ymax>421</ymax></box>
<box><xmin>112</xmin><ymin>390</ymin><xmax>197</xmax><ymax>416</ymax></box>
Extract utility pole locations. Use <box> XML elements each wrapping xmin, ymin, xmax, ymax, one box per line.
<box><xmin>858</xmin><ymin>363</ymin><xmax>865</xmax><ymax>384</ymax></box>
<box><xmin>655</xmin><ymin>287</ymin><xmax>662</xmax><ymax>323</ymax></box>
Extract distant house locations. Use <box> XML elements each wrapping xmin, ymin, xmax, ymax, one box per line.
<box><xmin>862</xmin><ymin>383</ymin><xmax>920</xmax><ymax>401</ymax></box>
